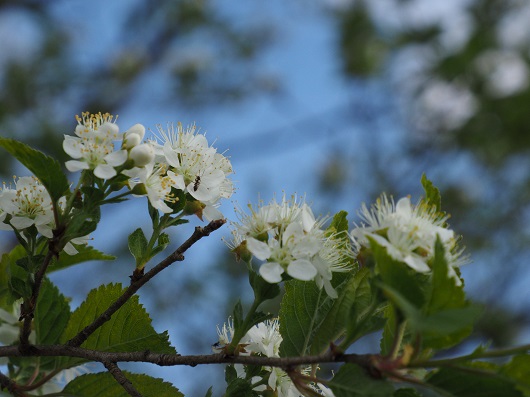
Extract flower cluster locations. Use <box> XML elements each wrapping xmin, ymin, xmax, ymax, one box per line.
<box><xmin>62</xmin><ymin>114</ymin><xmax>234</xmax><ymax>220</ymax></box>
<box><xmin>351</xmin><ymin>194</ymin><xmax>464</xmax><ymax>284</ymax></box>
<box><xmin>229</xmin><ymin>195</ymin><xmax>352</xmax><ymax>298</ymax></box>
<box><xmin>213</xmin><ymin>318</ymin><xmax>334</xmax><ymax>397</ymax></box>
<box><xmin>0</xmin><ymin>177</ymin><xmax>87</xmax><ymax>254</ymax></box>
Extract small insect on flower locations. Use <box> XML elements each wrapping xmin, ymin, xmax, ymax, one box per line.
<box><xmin>193</xmin><ymin>175</ymin><xmax>201</xmax><ymax>192</ymax></box>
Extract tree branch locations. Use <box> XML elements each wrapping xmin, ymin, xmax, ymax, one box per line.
<box><xmin>19</xmin><ymin>250</ymin><xmax>56</xmax><ymax>350</ymax></box>
<box><xmin>66</xmin><ymin>219</ymin><xmax>226</xmax><ymax>347</ymax></box>
<box><xmin>0</xmin><ymin>370</ymin><xmax>20</xmax><ymax>396</ymax></box>
<box><xmin>0</xmin><ymin>344</ymin><xmax>371</xmax><ymax>369</ymax></box>
<box><xmin>104</xmin><ymin>362</ymin><xmax>142</xmax><ymax>397</ymax></box>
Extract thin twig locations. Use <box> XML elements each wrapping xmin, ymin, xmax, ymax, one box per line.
<box><xmin>19</xmin><ymin>250</ymin><xmax>56</xmax><ymax>350</ymax></box>
<box><xmin>67</xmin><ymin>219</ymin><xmax>226</xmax><ymax>347</ymax></box>
<box><xmin>104</xmin><ymin>362</ymin><xmax>142</xmax><ymax>397</ymax></box>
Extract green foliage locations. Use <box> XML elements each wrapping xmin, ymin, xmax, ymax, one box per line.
<box><xmin>500</xmin><ymin>355</ymin><xmax>530</xmax><ymax>396</ymax></box>
<box><xmin>128</xmin><ymin>227</ymin><xmax>149</xmax><ymax>269</ymax></box>
<box><xmin>0</xmin><ymin>137</ymin><xmax>69</xmax><ymax>202</ymax></box>
<box><xmin>421</xmin><ymin>174</ymin><xmax>442</xmax><ymax>212</ymax></box>
<box><xmin>49</xmin><ymin>245</ymin><xmax>116</xmax><ymax>273</ymax></box>
<box><xmin>62</xmin><ymin>372</ymin><xmax>183</xmax><ymax>396</ymax></box>
<box><xmin>328</xmin><ymin>363</ymin><xmax>394</xmax><ymax>397</ymax></box>
<box><xmin>35</xmin><ymin>278</ymin><xmax>70</xmax><ymax>345</ymax></box>
<box><xmin>279</xmin><ymin>280</ymin><xmax>329</xmax><ymax>357</ymax></box>
<box><xmin>60</xmin><ymin>283</ymin><xmax>176</xmax><ymax>367</ymax></box>
<box><xmin>249</xmin><ymin>268</ymin><xmax>280</xmax><ymax>303</ymax></box>
<box><xmin>427</xmin><ymin>363</ymin><xmax>524</xmax><ymax>397</ymax></box>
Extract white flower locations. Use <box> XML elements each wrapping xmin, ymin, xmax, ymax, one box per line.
<box><xmin>212</xmin><ymin>317</ymin><xmax>235</xmax><ymax>353</ymax></box>
<box><xmin>230</xmin><ymin>195</ymin><xmax>352</xmax><ymax>297</ymax></box>
<box><xmin>352</xmin><ymin>195</ymin><xmax>464</xmax><ymax>285</ymax></box>
<box><xmin>123</xmin><ymin>163</ymin><xmax>175</xmax><ymax>213</ymax></box>
<box><xmin>0</xmin><ymin>176</ymin><xmax>54</xmax><ymax>236</ymax></box>
<box><xmin>268</xmin><ymin>367</ymin><xmax>304</xmax><ymax>397</ymax></box>
<box><xmin>243</xmin><ymin>319</ymin><xmax>282</xmax><ymax>358</ymax></box>
<box><xmin>153</xmin><ymin>122</ymin><xmax>234</xmax><ymax>208</ymax></box>
<box><xmin>63</xmin><ymin>112</ymin><xmax>127</xmax><ymax>179</ymax></box>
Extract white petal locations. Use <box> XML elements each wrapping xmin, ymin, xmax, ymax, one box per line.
<box><xmin>63</xmin><ymin>242</ymin><xmax>79</xmax><ymax>255</ymax></box>
<box><xmin>65</xmin><ymin>160</ymin><xmax>90</xmax><ymax>172</ymax></box>
<box><xmin>163</xmin><ymin>144</ymin><xmax>181</xmax><ymax>167</ymax></box>
<box><xmin>10</xmin><ymin>216</ymin><xmax>34</xmax><ymax>229</ymax></box>
<box><xmin>94</xmin><ymin>164</ymin><xmax>117</xmax><ymax>179</ymax></box>
<box><xmin>187</xmin><ymin>182</ymin><xmax>219</xmax><ymax>202</ymax></box>
<box><xmin>259</xmin><ymin>262</ymin><xmax>284</xmax><ymax>283</ymax></box>
<box><xmin>167</xmin><ymin>171</ymin><xmax>186</xmax><ymax>190</ymax></box>
<box><xmin>203</xmin><ymin>205</ymin><xmax>224</xmax><ymax>221</ymax></box>
<box><xmin>105</xmin><ymin>150</ymin><xmax>128</xmax><ymax>166</ymax></box>
<box><xmin>36</xmin><ymin>224</ymin><xmax>53</xmax><ymax>238</ymax></box>
<box><xmin>63</xmin><ymin>136</ymin><xmax>83</xmax><ymax>159</ymax></box>
<box><xmin>126</xmin><ymin>123</ymin><xmax>145</xmax><ymax>140</ymax></box>
<box><xmin>395</xmin><ymin>197</ymin><xmax>412</xmax><ymax>218</ymax></box>
<box><xmin>287</xmin><ymin>259</ymin><xmax>317</xmax><ymax>281</ymax></box>
<box><xmin>404</xmin><ymin>254</ymin><xmax>431</xmax><ymax>273</ymax></box>
<box><xmin>246</xmin><ymin>237</ymin><xmax>271</xmax><ymax>260</ymax></box>
<box><xmin>322</xmin><ymin>278</ymin><xmax>338</xmax><ymax>298</ymax></box>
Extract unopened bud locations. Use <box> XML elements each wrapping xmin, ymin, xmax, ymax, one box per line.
<box><xmin>123</xmin><ymin>124</ymin><xmax>146</xmax><ymax>149</ymax></box>
<box><xmin>129</xmin><ymin>143</ymin><xmax>155</xmax><ymax>167</ymax></box>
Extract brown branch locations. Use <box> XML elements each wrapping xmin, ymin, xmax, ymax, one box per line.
<box><xmin>0</xmin><ymin>344</ymin><xmax>372</xmax><ymax>369</ymax></box>
<box><xmin>19</xmin><ymin>250</ymin><xmax>56</xmax><ymax>351</ymax></box>
<box><xmin>0</xmin><ymin>372</ymin><xmax>18</xmax><ymax>396</ymax></box>
<box><xmin>104</xmin><ymin>362</ymin><xmax>142</xmax><ymax>397</ymax></box>
<box><xmin>67</xmin><ymin>219</ymin><xmax>226</xmax><ymax>347</ymax></box>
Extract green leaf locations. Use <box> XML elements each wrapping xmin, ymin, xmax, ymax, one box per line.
<box><xmin>427</xmin><ymin>364</ymin><xmax>524</xmax><ymax>397</ymax></box>
<box><xmin>49</xmin><ymin>245</ymin><xmax>116</xmax><ymax>273</ymax></box>
<box><xmin>421</xmin><ymin>173</ymin><xmax>441</xmax><ymax>212</ymax></box>
<box><xmin>378</xmin><ymin>283</ymin><xmax>481</xmax><ymax>338</ymax></box>
<box><xmin>500</xmin><ymin>355</ymin><xmax>530</xmax><ymax>395</ymax></box>
<box><xmin>0</xmin><ymin>137</ymin><xmax>69</xmax><ymax>202</ymax></box>
<box><xmin>225</xmin><ymin>365</ymin><xmax>238</xmax><ymax>384</ymax></box>
<box><xmin>62</xmin><ymin>372</ymin><xmax>183</xmax><ymax>397</ymax></box>
<box><xmin>225</xmin><ymin>377</ymin><xmax>254</xmax><ymax>397</ymax></box>
<box><xmin>150</xmin><ymin>233</ymin><xmax>170</xmax><ymax>257</ymax></box>
<box><xmin>128</xmin><ymin>228</ymin><xmax>148</xmax><ymax>268</ymax></box>
<box><xmin>204</xmin><ymin>386</ymin><xmax>213</xmax><ymax>397</ymax></box>
<box><xmin>35</xmin><ymin>278</ymin><xmax>71</xmax><ymax>345</ymax></box>
<box><xmin>369</xmin><ymin>236</ymin><xmax>427</xmax><ymax>309</ymax></box>
<box><xmin>328</xmin><ymin>210</ymin><xmax>349</xmax><ymax>235</ymax></box>
<box><xmin>329</xmin><ymin>364</ymin><xmax>394</xmax><ymax>397</ymax></box>
<box><xmin>34</xmin><ymin>278</ymin><xmax>71</xmax><ymax>370</ymax></box>
<box><xmin>423</xmin><ymin>238</ymin><xmax>480</xmax><ymax>349</ymax></box>
<box><xmin>60</xmin><ymin>283</ymin><xmax>175</xmax><ymax>367</ymax></box>
<box><xmin>279</xmin><ymin>280</ymin><xmax>334</xmax><ymax>357</ymax></box>
<box><xmin>249</xmin><ymin>269</ymin><xmax>280</xmax><ymax>303</ymax></box>
<box><xmin>16</xmin><ymin>254</ymin><xmax>45</xmax><ymax>273</ymax></box>
<box><xmin>233</xmin><ymin>300</ymin><xmax>244</xmax><ymax>333</ymax></box>
<box><xmin>312</xmin><ymin>268</ymin><xmax>382</xmax><ymax>354</ymax></box>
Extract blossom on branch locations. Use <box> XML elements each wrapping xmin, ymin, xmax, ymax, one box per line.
<box><xmin>351</xmin><ymin>194</ymin><xmax>465</xmax><ymax>284</ymax></box>
<box><xmin>63</xmin><ymin>112</ymin><xmax>127</xmax><ymax>179</ymax></box>
<box><xmin>229</xmin><ymin>195</ymin><xmax>352</xmax><ymax>298</ymax></box>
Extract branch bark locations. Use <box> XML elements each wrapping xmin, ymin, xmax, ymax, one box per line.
<box><xmin>0</xmin><ymin>344</ymin><xmax>371</xmax><ymax>369</ymax></box>
<box><xmin>104</xmin><ymin>362</ymin><xmax>142</xmax><ymax>397</ymax></box>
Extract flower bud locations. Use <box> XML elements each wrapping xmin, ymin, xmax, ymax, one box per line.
<box><xmin>129</xmin><ymin>143</ymin><xmax>155</xmax><ymax>167</ymax></box>
<box><xmin>123</xmin><ymin>124</ymin><xmax>146</xmax><ymax>149</ymax></box>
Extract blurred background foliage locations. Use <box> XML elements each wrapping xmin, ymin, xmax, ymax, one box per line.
<box><xmin>1</xmin><ymin>0</ymin><xmax>530</xmax><ymax>394</ymax></box>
